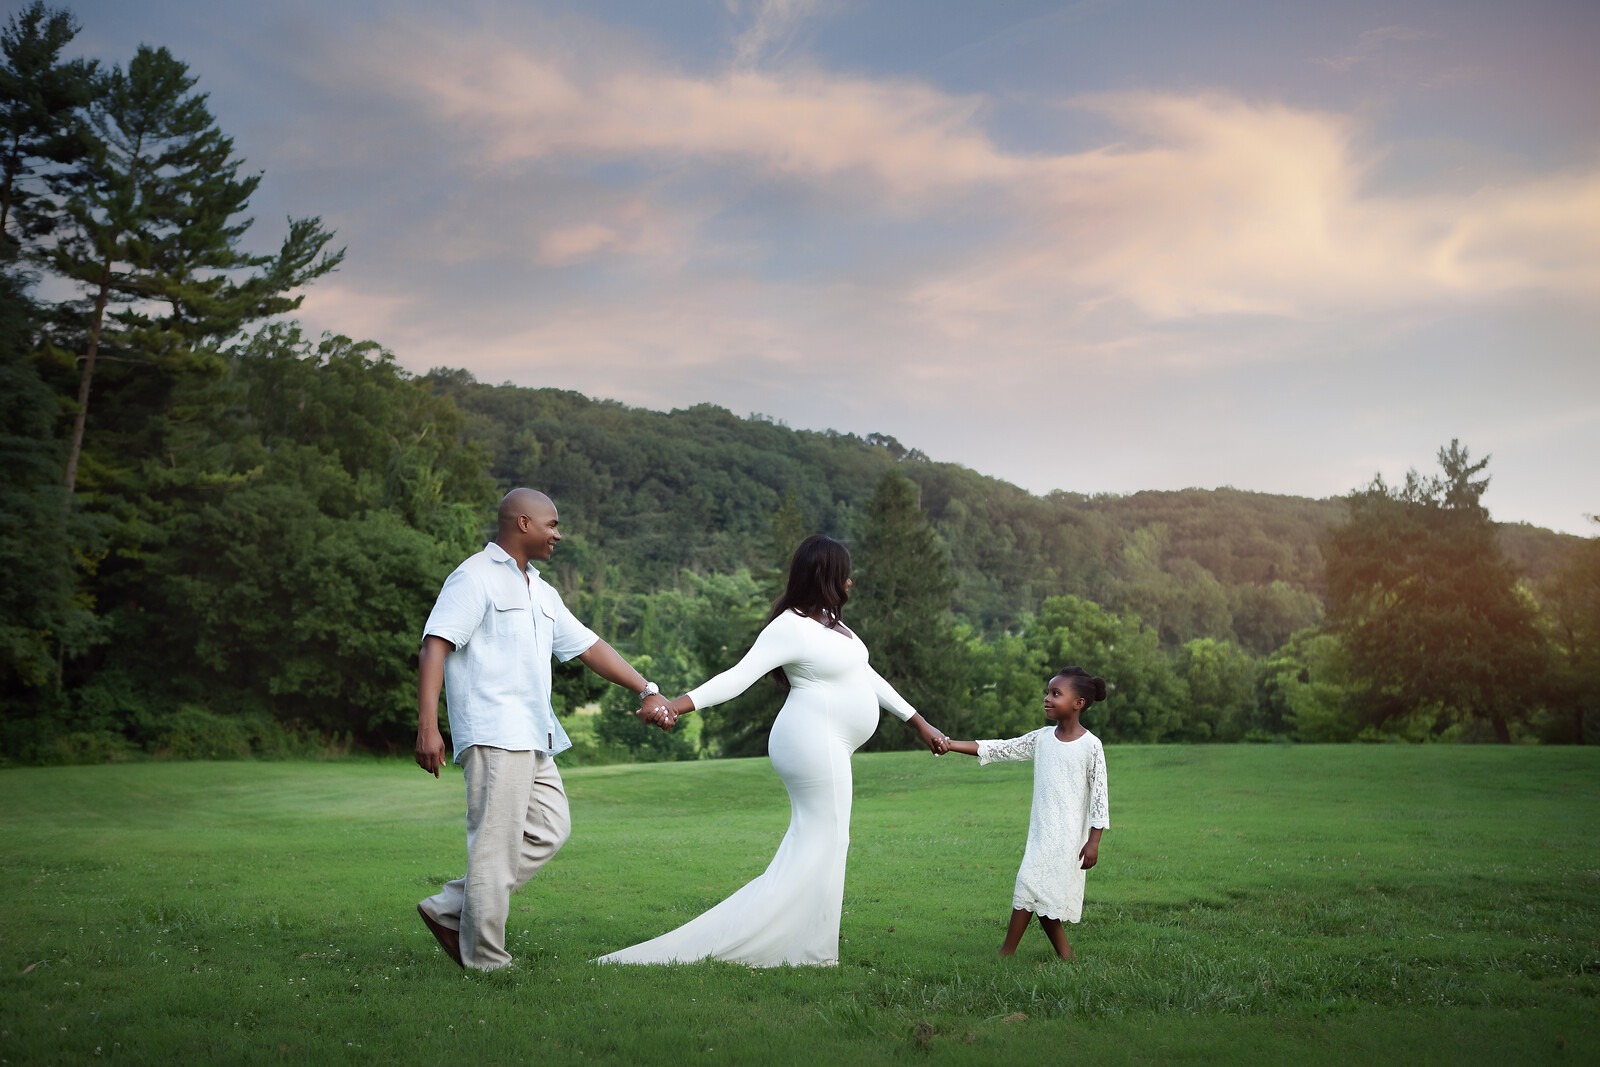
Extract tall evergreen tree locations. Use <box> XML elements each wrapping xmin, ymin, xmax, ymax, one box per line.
<box><xmin>45</xmin><ymin>44</ymin><xmax>343</xmax><ymax>493</ymax></box>
<box><xmin>0</xmin><ymin>2</ymin><xmax>94</xmax><ymax>250</ymax></box>
<box><xmin>850</xmin><ymin>469</ymin><xmax>967</xmax><ymax>747</ymax></box>
<box><xmin>1324</xmin><ymin>441</ymin><xmax>1543</xmax><ymax>742</ymax></box>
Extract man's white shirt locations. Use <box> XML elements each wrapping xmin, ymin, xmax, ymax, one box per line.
<box><xmin>423</xmin><ymin>542</ymin><xmax>598</xmax><ymax>760</ymax></box>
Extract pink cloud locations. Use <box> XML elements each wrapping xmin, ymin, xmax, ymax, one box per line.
<box><xmin>343</xmin><ymin>22</ymin><xmax>1020</xmax><ymax>198</ymax></box>
<box><xmin>536</xmin><ymin>199</ymin><xmax>677</xmax><ymax>266</ymax></box>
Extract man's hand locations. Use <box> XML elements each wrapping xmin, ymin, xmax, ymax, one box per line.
<box><xmin>636</xmin><ymin>695</ymin><xmax>676</xmax><ymax>730</ymax></box>
<box><xmin>415</xmin><ymin>725</ymin><xmax>447</xmax><ymax>777</ymax></box>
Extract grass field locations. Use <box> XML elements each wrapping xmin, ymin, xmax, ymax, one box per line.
<box><xmin>1</xmin><ymin>745</ymin><xmax>1596</xmax><ymax>1064</ymax></box>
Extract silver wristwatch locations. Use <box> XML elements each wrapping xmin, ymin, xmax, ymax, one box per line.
<box><xmin>638</xmin><ymin>681</ymin><xmax>660</xmax><ymax>699</ymax></box>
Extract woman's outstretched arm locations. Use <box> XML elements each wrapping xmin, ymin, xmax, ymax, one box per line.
<box><xmin>647</xmin><ymin>613</ymin><xmax>803</xmax><ymax>728</ymax></box>
<box><xmin>865</xmin><ymin>665</ymin><xmax>946</xmax><ymax>752</ymax></box>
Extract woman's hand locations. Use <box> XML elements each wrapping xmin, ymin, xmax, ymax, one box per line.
<box><xmin>908</xmin><ymin>714</ymin><xmax>946</xmax><ymax>754</ymax></box>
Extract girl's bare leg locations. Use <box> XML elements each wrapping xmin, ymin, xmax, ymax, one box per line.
<box><xmin>999</xmin><ymin>908</ymin><xmax>1031</xmax><ymax>956</ymax></box>
<box><xmin>1037</xmin><ymin>915</ymin><xmax>1075</xmax><ymax>960</ymax></box>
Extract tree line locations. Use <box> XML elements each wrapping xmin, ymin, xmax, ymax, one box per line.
<box><xmin>1</xmin><ymin>5</ymin><xmax>1594</xmax><ymax>764</ymax></box>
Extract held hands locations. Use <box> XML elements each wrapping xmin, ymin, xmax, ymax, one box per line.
<box><xmin>635</xmin><ymin>695</ymin><xmax>677</xmax><ymax>731</ymax></box>
<box><xmin>912</xmin><ymin>718</ymin><xmax>947</xmax><ymax>755</ymax></box>
<box><xmin>932</xmin><ymin>735</ymin><xmax>952</xmax><ymax>756</ymax></box>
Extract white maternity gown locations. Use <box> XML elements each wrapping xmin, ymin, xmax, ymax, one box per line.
<box><xmin>597</xmin><ymin>609</ymin><xmax>917</xmax><ymax>967</ymax></box>
<box><xmin>978</xmin><ymin>728</ymin><xmax>1110</xmax><ymax>923</ymax></box>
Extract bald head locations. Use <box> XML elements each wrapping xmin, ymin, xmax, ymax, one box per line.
<box><xmin>494</xmin><ymin>488</ymin><xmax>563</xmax><ymax>566</ymax></box>
<box><xmin>498</xmin><ymin>488</ymin><xmax>554</xmax><ymax>531</ymax></box>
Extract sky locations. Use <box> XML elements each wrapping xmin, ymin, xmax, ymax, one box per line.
<box><xmin>49</xmin><ymin>0</ymin><xmax>1600</xmax><ymax>533</ymax></box>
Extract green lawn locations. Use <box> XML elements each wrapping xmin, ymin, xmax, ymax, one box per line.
<box><xmin>1</xmin><ymin>745</ymin><xmax>1596</xmax><ymax>1064</ymax></box>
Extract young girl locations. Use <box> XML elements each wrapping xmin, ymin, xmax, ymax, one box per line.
<box><xmin>936</xmin><ymin>666</ymin><xmax>1110</xmax><ymax>959</ymax></box>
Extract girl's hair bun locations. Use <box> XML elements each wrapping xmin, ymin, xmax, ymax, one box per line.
<box><xmin>1055</xmin><ymin>666</ymin><xmax>1109</xmax><ymax>705</ymax></box>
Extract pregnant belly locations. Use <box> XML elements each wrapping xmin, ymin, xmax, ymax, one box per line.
<box><xmin>769</xmin><ymin>683</ymin><xmax>878</xmax><ymax>772</ymax></box>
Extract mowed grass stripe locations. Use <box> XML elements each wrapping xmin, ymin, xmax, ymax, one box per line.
<box><xmin>0</xmin><ymin>746</ymin><xmax>1595</xmax><ymax>1064</ymax></box>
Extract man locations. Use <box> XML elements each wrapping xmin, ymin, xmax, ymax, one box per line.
<box><xmin>414</xmin><ymin>487</ymin><xmax>669</xmax><ymax>970</ymax></box>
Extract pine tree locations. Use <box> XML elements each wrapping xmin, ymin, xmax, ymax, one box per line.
<box><xmin>46</xmin><ymin>44</ymin><xmax>343</xmax><ymax>494</ymax></box>
<box><xmin>0</xmin><ymin>2</ymin><xmax>94</xmax><ymax>251</ymax></box>
<box><xmin>850</xmin><ymin>469</ymin><xmax>967</xmax><ymax>747</ymax></box>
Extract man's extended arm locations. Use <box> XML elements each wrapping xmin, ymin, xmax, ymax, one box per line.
<box><xmin>577</xmin><ymin>640</ymin><xmax>671</xmax><ymax>721</ymax></box>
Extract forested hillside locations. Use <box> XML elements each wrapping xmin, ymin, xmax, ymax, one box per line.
<box><xmin>430</xmin><ymin>372</ymin><xmax>1572</xmax><ymax>652</ymax></box>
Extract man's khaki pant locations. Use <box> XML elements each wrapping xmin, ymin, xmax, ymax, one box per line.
<box><xmin>419</xmin><ymin>746</ymin><xmax>571</xmax><ymax>969</ymax></box>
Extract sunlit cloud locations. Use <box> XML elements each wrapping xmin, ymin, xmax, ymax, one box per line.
<box><xmin>917</xmin><ymin>92</ymin><xmax>1600</xmax><ymax>326</ymax></box>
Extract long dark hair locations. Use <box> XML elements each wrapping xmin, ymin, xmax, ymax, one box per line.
<box><xmin>768</xmin><ymin>534</ymin><xmax>852</xmax><ymax>627</ymax></box>
<box><xmin>764</xmin><ymin>535</ymin><xmax>851</xmax><ymax>687</ymax></box>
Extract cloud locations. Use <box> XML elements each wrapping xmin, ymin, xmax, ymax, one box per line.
<box><xmin>293</xmin><ymin>283</ymin><xmax>416</xmax><ymax>346</ymax></box>
<box><xmin>1314</xmin><ymin>24</ymin><xmax>1436</xmax><ymax>72</ymax></box>
<box><xmin>331</xmin><ymin>19</ymin><xmax>1019</xmax><ymax>200</ymax></box>
<box><xmin>727</xmin><ymin>0</ymin><xmax>836</xmax><ymax>69</ymax></box>
<box><xmin>324</xmin><ymin>21</ymin><xmax>1599</xmax><ymax>330</ymax></box>
<box><xmin>908</xmin><ymin>92</ymin><xmax>1600</xmax><ymax>330</ymax></box>
<box><xmin>535</xmin><ymin>199</ymin><xmax>679</xmax><ymax>266</ymax></box>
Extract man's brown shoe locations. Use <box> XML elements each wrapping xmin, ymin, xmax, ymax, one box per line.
<box><xmin>417</xmin><ymin>904</ymin><xmax>463</xmax><ymax>967</ymax></box>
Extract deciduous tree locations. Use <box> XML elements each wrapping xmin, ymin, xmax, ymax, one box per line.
<box><xmin>1324</xmin><ymin>441</ymin><xmax>1542</xmax><ymax>742</ymax></box>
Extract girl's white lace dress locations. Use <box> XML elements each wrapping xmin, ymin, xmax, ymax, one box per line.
<box><xmin>978</xmin><ymin>728</ymin><xmax>1110</xmax><ymax>922</ymax></box>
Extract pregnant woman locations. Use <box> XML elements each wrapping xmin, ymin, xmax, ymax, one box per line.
<box><xmin>597</xmin><ymin>534</ymin><xmax>946</xmax><ymax>967</ymax></box>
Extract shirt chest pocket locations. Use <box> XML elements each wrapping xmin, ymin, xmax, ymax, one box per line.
<box><xmin>488</xmin><ymin>591</ymin><xmax>534</xmax><ymax>639</ymax></box>
<box><xmin>487</xmin><ymin>591</ymin><xmax>557</xmax><ymax>646</ymax></box>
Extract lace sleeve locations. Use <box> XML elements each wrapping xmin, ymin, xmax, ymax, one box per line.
<box><xmin>977</xmin><ymin>731</ymin><xmax>1039</xmax><ymax>765</ymax></box>
<box><xmin>1088</xmin><ymin>739</ymin><xmax>1110</xmax><ymax>829</ymax></box>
